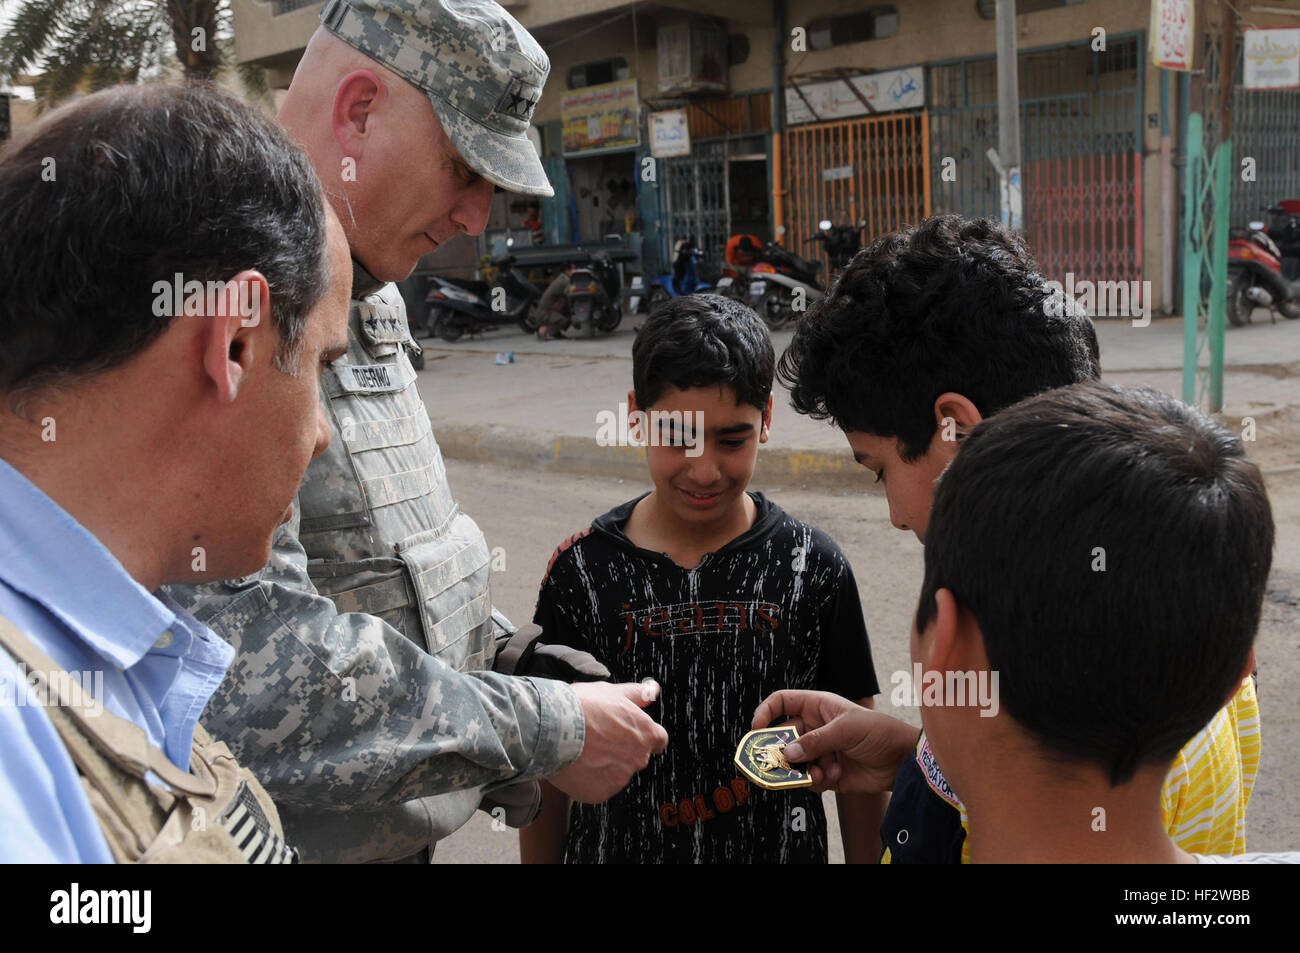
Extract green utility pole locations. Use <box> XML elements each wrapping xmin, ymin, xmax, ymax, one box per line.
<box><xmin>1180</xmin><ymin>116</ymin><xmax>1231</xmax><ymax>412</ymax></box>
<box><xmin>1179</xmin><ymin>5</ymin><xmax>1233</xmax><ymax>413</ymax></box>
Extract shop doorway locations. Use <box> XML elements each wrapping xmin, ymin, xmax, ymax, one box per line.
<box><xmin>566</xmin><ymin>153</ymin><xmax>640</xmax><ymax>242</ymax></box>
<box><xmin>727</xmin><ymin>156</ymin><xmax>769</xmax><ymax>241</ymax></box>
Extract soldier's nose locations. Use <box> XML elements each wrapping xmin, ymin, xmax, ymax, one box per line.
<box><xmin>455</xmin><ymin>177</ymin><xmax>494</xmax><ymax>236</ymax></box>
<box><xmin>313</xmin><ymin>404</ymin><xmax>331</xmax><ymax>459</ymax></box>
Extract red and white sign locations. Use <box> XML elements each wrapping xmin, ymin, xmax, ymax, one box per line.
<box><xmin>1150</xmin><ymin>0</ymin><xmax>1195</xmax><ymax>71</ymax></box>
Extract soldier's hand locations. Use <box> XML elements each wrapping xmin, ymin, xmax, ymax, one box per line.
<box><xmin>549</xmin><ymin>681</ymin><xmax>668</xmax><ymax>803</ymax></box>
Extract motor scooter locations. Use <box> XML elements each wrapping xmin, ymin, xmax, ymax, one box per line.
<box><xmin>716</xmin><ymin>234</ymin><xmax>764</xmax><ymax>303</ymax></box>
<box><xmin>747</xmin><ymin>219</ymin><xmax>866</xmax><ymax>329</ymax></box>
<box><xmin>746</xmin><ymin>232</ymin><xmax>826</xmax><ymax>330</ymax></box>
<box><xmin>645</xmin><ymin>238</ymin><xmax>714</xmax><ymax>311</ymax></box>
<box><xmin>421</xmin><ymin>253</ymin><xmax>541</xmax><ymax>341</ymax></box>
<box><xmin>1227</xmin><ymin>206</ymin><xmax>1300</xmax><ymax>327</ymax></box>
<box><xmin>1266</xmin><ymin>199</ymin><xmax>1300</xmax><ymax>282</ymax></box>
<box><xmin>565</xmin><ymin>252</ymin><xmax>623</xmax><ymax>338</ymax></box>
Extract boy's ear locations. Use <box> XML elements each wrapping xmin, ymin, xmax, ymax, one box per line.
<box><xmin>919</xmin><ymin>588</ymin><xmax>962</xmax><ymax>672</ymax></box>
<box><xmin>626</xmin><ymin>389</ymin><xmax>644</xmax><ymax>444</ymax></box>
<box><xmin>922</xmin><ymin>588</ymin><xmax>989</xmax><ymax>677</ymax></box>
<box><xmin>933</xmin><ymin>392</ymin><xmax>983</xmax><ymax>437</ymax></box>
<box><xmin>760</xmin><ymin>394</ymin><xmax>773</xmax><ymax>443</ymax></box>
<box><xmin>201</xmin><ymin>270</ymin><xmax>271</xmax><ymax>404</ymax></box>
<box><xmin>1228</xmin><ymin>649</ymin><xmax>1258</xmax><ymax>707</ymax></box>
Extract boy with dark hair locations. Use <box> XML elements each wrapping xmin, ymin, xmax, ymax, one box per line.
<box><xmin>520</xmin><ymin>294</ymin><xmax>884</xmax><ymax>863</ymax></box>
<box><xmin>779</xmin><ymin>383</ymin><xmax>1293</xmax><ymax>862</ymax></box>
<box><xmin>774</xmin><ymin>214</ymin><xmax>1259</xmax><ymax>862</ymax></box>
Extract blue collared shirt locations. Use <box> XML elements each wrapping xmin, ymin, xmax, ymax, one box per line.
<box><xmin>0</xmin><ymin>457</ymin><xmax>235</xmax><ymax>862</ymax></box>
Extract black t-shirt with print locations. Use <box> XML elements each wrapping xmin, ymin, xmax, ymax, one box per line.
<box><xmin>533</xmin><ymin>492</ymin><xmax>880</xmax><ymax>864</ymax></box>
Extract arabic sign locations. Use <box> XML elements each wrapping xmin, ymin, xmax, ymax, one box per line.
<box><xmin>649</xmin><ymin>110</ymin><xmax>690</xmax><ymax>158</ymax></box>
<box><xmin>1243</xmin><ymin>28</ymin><xmax>1300</xmax><ymax>89</ymax></box>
<box><xmin>1149</xmin><ymin>0</ymin><xmax>1195</xmax><ymax>71</ymax></box>
<box><xmin>784</xmin><ymin>66</ymin><xmax>923</xmax><ymax>125</ymax></box>
<box><xmin>562</xmin><ymin>79</ymin><xmax>640</xmax><ymax>156</ymax></box>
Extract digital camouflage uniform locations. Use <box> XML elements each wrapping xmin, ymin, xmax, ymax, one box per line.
<box><xmin>164</xmin><ymin>0</ymin><xmax>586</xmax><ymax>863</ymax></box>
<box><xmin>166</xmin><ymin>264</ymin><xmax>584</xmax><ymax>862</ymax></box>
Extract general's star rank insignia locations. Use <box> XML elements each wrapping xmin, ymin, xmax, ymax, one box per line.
<box><xmin>734</xmin><ymin>726</ymin><xmax>813</xmax><ymax>790</ymax></box>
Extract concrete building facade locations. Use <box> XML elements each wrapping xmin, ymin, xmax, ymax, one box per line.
<box><xmin>231</xmin><ymin>0</ymin><xmax>1300</xmax><ymax>312</ymax></box>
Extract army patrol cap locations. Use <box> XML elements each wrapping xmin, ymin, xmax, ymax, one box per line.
<box><xmin>320</xmin><ymin>0</ymin><xmax>553</xmax><ymax>196</ymax></box>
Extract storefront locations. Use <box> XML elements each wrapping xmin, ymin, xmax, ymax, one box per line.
<box><xmin>554</xmin><ymin>78</ymin><xmax>644</xmax><ymax>245</ymax></box>
<box><xmin>654</xmin><ymin>91</ymin><xmax>773</xmax><ymax>275</ymax></box>
<box><xmin>779</xmin><ymin>66</ymin><xmax>930</xmax><ymax>276</ymax></box>
<box><xmin>928</xmin><ymin>33</ymin><xmax>1146</xmax><ymax>287</ymax></box>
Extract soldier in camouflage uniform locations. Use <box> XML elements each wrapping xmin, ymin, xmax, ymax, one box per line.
<box><xmin>164</xmin><ymin>0</ymin><xmax>667</xmax><ymax>863</ymax></box>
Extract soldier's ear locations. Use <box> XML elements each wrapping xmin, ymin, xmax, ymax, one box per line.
<box><xmin>332</xmin><ymin>69</ymin><xmax>386</xmax><ymax>153</ymax></box>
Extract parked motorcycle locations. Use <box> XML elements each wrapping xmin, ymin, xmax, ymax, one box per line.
<box><xmin>1267</xmin><ymin>199</ymin><xmax>1300</xmax><ymax>281</ymax></box>
<box><xmin>645</xmin><ymin>237</ymin><xmax>714</xmax><ymax>311</ymax></box>
<box><xmin>811</xmin><ymin>220</ymin><xmax>865</xmax><ymax>273</ymax></box>
<box><xmin>1227</xmin><ymin>204</ymin><xmax>1300</xmax><ymax>327</ymax></box>
<box><xmin>747</xmin><ymin>219</ymin><xmax>866</xmax><ymax>330</ymax></box>
<box><xmin>747</xmin><ymin>233</ymin><xmax>826</xmax><ymax>331</ymax></box>
<box><xmin>716</xmin><ymin>234</ymin><xmax>764</xmax><ymax>303</ymax></box>
<box><xmin>565</xmin><ymin>251</ymin><xmax>623</xmax><ymax>338</ymax></box>
<box><xmin>421</xmin><ymin>253</ymin><xmax>541</xmax><ymax>342</ymax></box>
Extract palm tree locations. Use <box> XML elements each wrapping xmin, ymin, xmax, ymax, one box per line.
<box><xmin>0</xmin><ymin>0</ymin><xmax>265</xmax><ymax>109</ymax></box>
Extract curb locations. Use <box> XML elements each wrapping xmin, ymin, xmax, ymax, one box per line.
<box><xmin>433</xmin><ymin>423</ymin><xmax>877</xmax><ymax>491</ymax></box>
<box><xmin>433</xmin><ymin>410</ymin><xmax>1300</xmax><ymax>486</ymax></box>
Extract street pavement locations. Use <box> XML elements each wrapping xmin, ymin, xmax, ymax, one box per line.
<box><xmin>416</xmin><ymin>315</ymin><xmax>1300</xmax><ymax>489</ymax></box>
<box><xmin>429</xmin><ymin>454</ymin><xmax>1300</xmax><ymax>863</ymax></box>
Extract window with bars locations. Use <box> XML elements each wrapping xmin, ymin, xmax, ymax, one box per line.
<box><xmin>976</xmin><ymin>0</ymin><xmax>1087</xmax><ymax>18</ymax></box>
<box><xmin>807</xmin><ymin>6</ymin><xmax>899</xmax><ymax>50</ymax></box>
<box><xmin>568</xmin><ymin>57</ymin><xmax>630</xmax><ymax>90</ymax></box>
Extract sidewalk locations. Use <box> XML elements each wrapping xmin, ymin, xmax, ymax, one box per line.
<box><xmin>417</xmin><ymin>316</ymin><xmax>1300</xmax><ymax>488</ymax></box>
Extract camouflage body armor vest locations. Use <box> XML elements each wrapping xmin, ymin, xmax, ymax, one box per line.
<box><xmin>0</xmin><ymin>616</ymin><xmax>296</xmax><ymax>864</ymax></box>
<box><xmin>300</xmin><ymin>280</ymin><xmax>496</xmax><ymax>675</ymax></box>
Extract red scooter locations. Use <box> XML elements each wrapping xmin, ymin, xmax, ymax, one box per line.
<box><xmin>1227</xmin><ymin>202</ymin><xmax>1300</xmax><ymax>327</ymax></box>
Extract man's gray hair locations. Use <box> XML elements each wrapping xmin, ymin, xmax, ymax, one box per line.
<box><xmin>0</xmin><ymin>83</ymin><xmax>330</xmax><ymax>401</ymax></box>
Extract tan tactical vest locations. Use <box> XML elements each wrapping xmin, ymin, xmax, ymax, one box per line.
<box><xmin>297</xmin><ymin>281</ymin><xmax>495</xmax><ymax>674</ymax></box>
<box><xmin>0</xmin><ymin>616</ymin><xmax>296</xmax><ymax>864</ymax></box>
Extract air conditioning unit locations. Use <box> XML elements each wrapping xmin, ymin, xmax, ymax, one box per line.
<box><xmin>657</xmin><ymin>19</ymin><xmax>728</xmax><ymax>95</ymax></box>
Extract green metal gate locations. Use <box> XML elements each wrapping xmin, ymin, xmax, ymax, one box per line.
<box><xmin>662</xmin><ymin>140</ymin><xmax>729</xmax><ymax>270</ymax></box>
<box><xmin>927</xmin><ymin>32</ymin><xmax>1145</xmax><ymax>286</ymax></box>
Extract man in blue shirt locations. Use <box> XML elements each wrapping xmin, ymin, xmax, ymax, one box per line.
<box><xmin>0</xmin><ymin>83</ymin><xmax>353</xmax><ymax>862</ymax></box>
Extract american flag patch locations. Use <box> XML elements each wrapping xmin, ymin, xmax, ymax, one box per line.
<box><xmin>218</xmin><ymin>782</ymin><xmax>299</xmax><ymax>864</ymax></box>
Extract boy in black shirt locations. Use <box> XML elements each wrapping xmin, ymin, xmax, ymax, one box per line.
<box><xmin>520</xmin><ymin>294</ymin><xmax>882</xmax><ymax>864</ymax></box>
